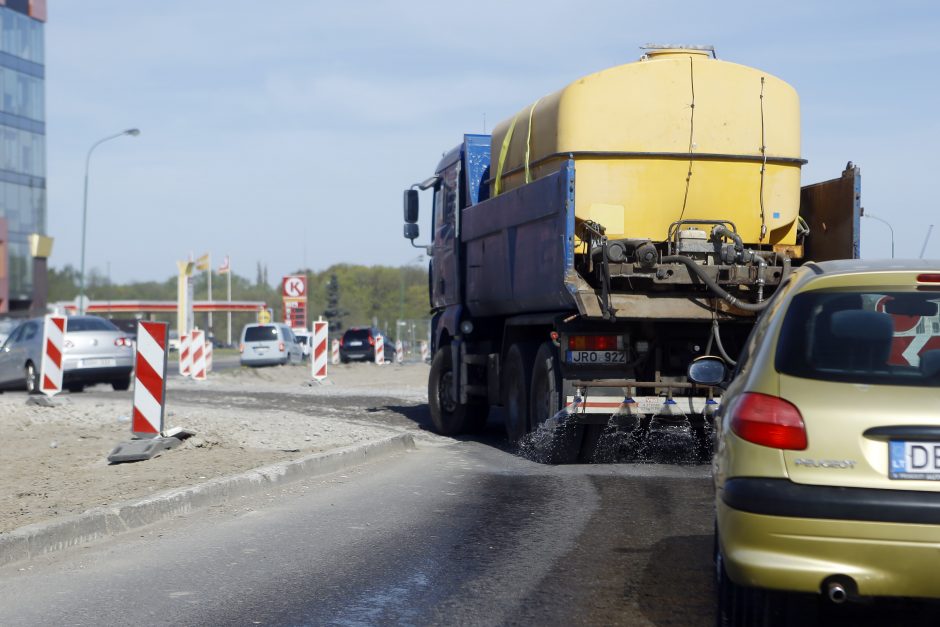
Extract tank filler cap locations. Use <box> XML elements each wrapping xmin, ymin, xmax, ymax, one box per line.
<box><xmin>640</xmin><ymin>44</ymin><xmax>716</xmax><ymax>61</ymax></box>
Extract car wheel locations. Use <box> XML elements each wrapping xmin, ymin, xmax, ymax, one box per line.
<box><xmin>716</xmin><ymin>552</ymin><xmax>804</xmax><ymax>627</ymax></box>
<box><xmin>25</xmin><ymin>362</ymin><xmax>39</xmax><ymax>394</ymax></box>
<box><xmin>66</xmin><ymin>383</ymin><xmax>85</xmax><ymax>393</ymax></box>
<box><xmin>111</xmin><ymin>376</ymin><xmax>131</xmax><ymax>391</ymax></box>
<box><xmin>530</xmin><ymin>342</ymin><xmax>583</xmax><ymax>464</ymax></box>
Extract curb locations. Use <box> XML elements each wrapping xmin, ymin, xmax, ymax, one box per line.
<box><xmin>0</xmin><ymin>433</ymin><xmax>416</xmax><ymax>567</ymax></box>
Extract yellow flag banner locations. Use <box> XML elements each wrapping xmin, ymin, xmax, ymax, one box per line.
<box><xmin>195</xmin><ymin>253</ymin><xmax>210</xmax><ymax>271</ymax></box>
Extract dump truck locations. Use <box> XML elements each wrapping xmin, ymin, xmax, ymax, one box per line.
<box><xmin>402</xmin><ymin>46</ymin><xmax>859</xmax><ymax>463</ymax></box>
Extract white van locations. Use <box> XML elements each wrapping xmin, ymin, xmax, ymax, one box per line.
<box><xmin>239</xmin><ymin>323</ymin><xmax>303</xmax><ymax>367</ymax></box>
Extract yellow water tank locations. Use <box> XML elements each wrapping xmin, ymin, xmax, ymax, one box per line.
<box><xmin>490</xmin><ymin>48</ymin><xmax>802</xmax><ymax>247</ymax></box>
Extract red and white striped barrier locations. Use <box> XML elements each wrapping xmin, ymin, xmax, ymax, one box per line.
<box><xmin>205</xmin><ymin>340</ymin><xmax>213</xmax><ymax>373</ymax></box>
<box><xmin>39</xmin><ymin>314</ymin><xmax>67</xmax><ymax>396</ymax></box>
<box><xmin>132</xmin><ymin>321</ymin><xmax>168</xmax><ymax>437</ymax></box>
<box><xmin>395</xmin><ymin>339</ymin><xmax>404</xmax><ymax>364</ymax></box>
<box><xmin>375</xmin><ymin>335</ymin><xmax>385</xmax><ymax>364</ymax></box>
<box><xmin>420</xmin><ymin>341</ymin><xmax>429</xmax><ymax>362</ymax></box>
<box><xmin>331</xmin><ymin>339</ymin><xmax>340</xmax><ymax>365</ymax></box>
<box><xmin>179</xmin><ymin>331</ymin><xmax>191</xmax><ymax>376</ymax></box>
<box><xmin>191</xmin><ymin>329</ymin><xmax>206</xmax><ymax>380</ymax></box>
<box><xmin>312</xmin><ymin>320</ymin><xmax>328</xmax><ymax>381</ymax></box>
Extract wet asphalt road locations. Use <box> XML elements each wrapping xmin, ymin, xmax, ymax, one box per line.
<box><xmin>0</xmin><ymin>437</ymin><xmax>715</xmax><ymax>626</ymax></box>
<box><xmin>5</xmin><ymin>384</ymin><xmax>940</xmax><ymax>626</ymax></box>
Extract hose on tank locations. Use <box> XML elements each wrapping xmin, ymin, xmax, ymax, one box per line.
<box><xmin>661</xmin><ymin>255</ymin><xmax>770</xmax><ymax>312</ymax></box>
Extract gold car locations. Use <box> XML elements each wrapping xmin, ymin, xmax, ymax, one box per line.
<box><xmin>689</xmin><ymin>260</ymin><xmax>940</xmax><ymax>624</ymax></box>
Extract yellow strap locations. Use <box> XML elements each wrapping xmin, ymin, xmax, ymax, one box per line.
<box><xmin>493</xmin><ymin>113</ymin><xmax>519</xmax><ymax>197</ymax></box>
<box><xmin>525</xmin><ymin>97</ymin><xmax>542</xmax><ymax>184</ymax></box>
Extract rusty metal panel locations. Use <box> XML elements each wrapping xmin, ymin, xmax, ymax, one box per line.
<box><xmin>799</xmin><ymin>164</ymin><xmax>861</xmax><ymax>261</ymax></box>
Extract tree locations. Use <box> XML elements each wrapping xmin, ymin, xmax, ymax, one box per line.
<box><xmin>322</xmin><ymin>273</ymin><xmax>347</xmax><ymax>332</ymax></box>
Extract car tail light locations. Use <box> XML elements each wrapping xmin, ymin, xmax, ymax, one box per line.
<box><xmin>368</xmin><ymin>336</ymin><xmax>375</xmax><ymax>346</ymax></box>
<box><xmin>339</xmin><ymin>337</ymin><xmax>344</xmax><ymax>347</ymax></box>
<box><xmin>239</xmin><ymin>343</ymin><xmax>245</xmax><ymax>353</ymax></box>
<box><xmin>114</xmin><ymin>337</ymin><xmax>132</xmax><ymax>347</ymax></box>
<box><xmin>729</xmin><ymin>392</ymin><xmax>807</xmax><ymax>450</ymax></box>
<box><xmin>568</xmin><ymin>335</ymin><xmax>621</xmax><ymax>351</ymax></box>
<box><xmin>917</xmin><ymin>273</ymin><xmax>940</xmax><ymax>290</ymax></box>
<box><xmin>279</xmin><ymin>342</ymin><xmax>285</xmax><ymax>351</ymax></box>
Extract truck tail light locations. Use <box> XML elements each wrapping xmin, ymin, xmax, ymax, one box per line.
<box><xmin>729</xmin><ymin>392</ymin><xmax>807</xmax><ymax>450</ymax></box>
<box><xmin>568</xmin><ymin>335</ymin><xmax>620</xmax><ymax>351</ymax></box>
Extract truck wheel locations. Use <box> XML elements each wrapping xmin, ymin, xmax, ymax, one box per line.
<box><xmin>428</xmin><ymin>344</ymin><xmax>478</xmax><ymax>436</ymax></box>
<box><xmin>502</xmin><ymin>343</ymin><xmax>535</xmax><ymax>442</ymax></box>
<box><xmin>530</xmin><ymin>342</ymin><xmax>583</xmax><ymax>464</ymax></box>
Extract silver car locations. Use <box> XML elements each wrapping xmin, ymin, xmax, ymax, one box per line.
<box><xmin>0</xmin><ymin>316</ymin><xmax>135</xmax><ymax>393</ymax></box>
<box><xmin>239</xmin><ymin>323</ymin><xmax>303</xmax><ymax>367</ymax></box>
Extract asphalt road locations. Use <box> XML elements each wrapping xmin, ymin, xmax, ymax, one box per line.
<box><xmin>5</xmin><ymin>385</ymin><xmax>940</xmax><ymax>626</ymax></box>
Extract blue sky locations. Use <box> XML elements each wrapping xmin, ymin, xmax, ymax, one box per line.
<box><xmin>45</xmin><ymin>1</ymin><xmax>940</xmax><ymax>283</ymax></box>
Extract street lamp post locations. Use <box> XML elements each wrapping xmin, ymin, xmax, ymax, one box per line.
<box><xmin>861</xmin><ymin>211</ymin><xmax>894</xmax><ymax>259</ymax></box>
<box><xmin>79</xmin><ymin>128</ymin><xmax>140</xmax><ymax>314</ymax></box>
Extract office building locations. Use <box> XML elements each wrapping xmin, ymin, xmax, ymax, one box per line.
<box><xmin>0</xmin><ymin>0</ymin><xmax>46</xmax><ymax>312</ymax></box>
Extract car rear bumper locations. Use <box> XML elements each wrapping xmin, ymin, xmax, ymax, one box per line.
<box><xmin>340</xmin><ymin>349</ymin><xmax>374</xmax><ymax>361</ymax></box>
<box><xmin>719</xmin><ymin>479</ymin><xmax>940</xmax><ymax>598</ymax></box>
<box><xmin>63</xmin><ymin>365</ymin><xmax>133</xmax><ymax>384</ymax></box>
<box><xmin>240</xmin><ymin>355</ymin><xmax>288</xmax><ymax>367</ymax></box>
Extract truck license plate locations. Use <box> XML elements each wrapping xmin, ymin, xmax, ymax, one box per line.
<box><xmin>566</xmin><ymin>350</ymin><xmax>626</xmax><ymax>364</ymax></box>
<box><xmin>889</xmin><ymin>441</ymin><xmax>940</xmax><ymax>480</ymax></box>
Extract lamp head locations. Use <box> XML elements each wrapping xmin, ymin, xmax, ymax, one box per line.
<box><xmin>124</xmin><ymin>128</ymin><xmax>141</xmax><ymax>136</ymax></box>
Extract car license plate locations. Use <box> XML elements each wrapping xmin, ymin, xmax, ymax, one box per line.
<box><xmin>889</xmin><ymin>441</ymin><xmax>940</xmax><ymax>480</ymax></box>
<box><xmin>348</xmin><ymin>341</ymin><xmax>363</xmax><ymax>347</ymax></box>
<box><xmin>566</xmin><ymin>350</ymin><xmax>626</xmax><ymax>364</ymax></box>
<box><xmin>81</xmin><ymin>358</ymin><xmax>116</xmax><ymax>368</ymax></box>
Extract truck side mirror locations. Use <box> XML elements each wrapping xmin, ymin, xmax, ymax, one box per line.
<box><xmin>404</xmin><ymin>223</ymin><xmax>419</xmax><ymax>241</ymax></box>
<box><xmin>404</xmin><ymin>190</ymin><xmax>419</xmax><ymax>223</ymax></box>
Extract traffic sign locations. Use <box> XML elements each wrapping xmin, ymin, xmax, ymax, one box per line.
<box><xmin>282</xmin><ymin>275</ymin><xmax>307</xmax><ymax>298</ymax></box>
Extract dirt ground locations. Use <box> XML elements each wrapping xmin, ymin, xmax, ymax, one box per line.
<box><xmin>0</xmin><ymin>362</ymin><xmax>430</xmax><ymax>533</ymax></box>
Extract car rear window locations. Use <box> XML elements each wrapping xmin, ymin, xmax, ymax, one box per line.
<box><xmin>776</xmin><ymin>290</ymin><xmax>940</xmax><ymax>387</ymax></box>
<box><xmin>343</xmin><ymin>329</ymin><xmax>371</xmax><ymax>342</ymax></box>
<box><xmin>68</xmin><ymin>318</ymin><xmax>120</xmax><ymax>332</ymax></box>
<box><xmin>245</xmin><ymin>325</ymin><xmax>279</xmax><ymax>342</ymax></box>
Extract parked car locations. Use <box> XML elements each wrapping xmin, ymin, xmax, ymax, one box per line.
<box><xmin>0</xmin><ymin>318</ymin><xmax>18</xmax><ymax>346</ymax></box>
<box><xmin>292</xmin><ymin>328</ymin><xmax>312</xmax><ymax>361</ymax></box>
<box><xmin>239</xmin><ymin>323</ymin><xmax>303</xmax><ymax>367</ymax></box>
<box><xmin>0</xmin><ymin>315</ymin><xmax>135</xmax><ymax>393</ymax></box>
<box><xmin>339</xmin><ymin>327</ymin><xmax>392</xmax><ymax>363</ymax></box>
<box><xmin>109</xmin><ymin>318</ymin><xmax>140</xmax><ymax>343</ymax></box>
<box><xmin>168</xmin><ymin>330</ymin><xmax>180</xmax><ymax>352</ymax></box>
<box><xmin>687</xmin><ymin>260</ymin><xmax>940</xmax><ymax>623</ymax></box>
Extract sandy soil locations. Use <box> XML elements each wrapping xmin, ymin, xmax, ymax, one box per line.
<box><xmin>0</xmin><ymin>362</ymin><xmax>430</xmax><ymax>533</ymax></box>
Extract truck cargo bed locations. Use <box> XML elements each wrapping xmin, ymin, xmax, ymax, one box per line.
<box><xmin>462</xmin><ymin>161</ymin><xmax>577</xmax><ymax>317</ymax></box>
